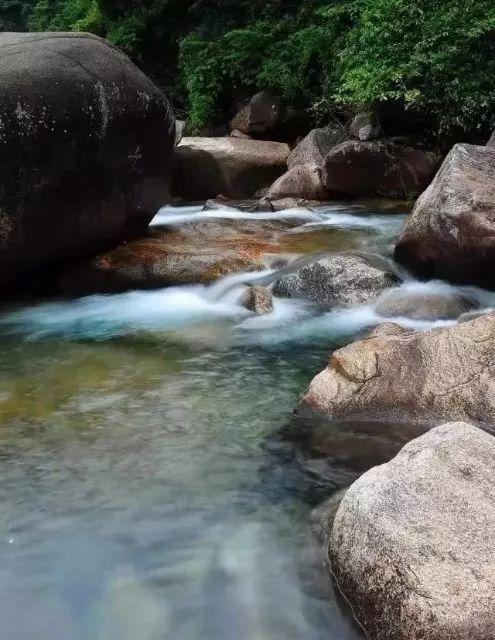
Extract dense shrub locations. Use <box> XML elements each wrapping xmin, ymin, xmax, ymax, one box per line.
<box><xmin>338</xmin><ymin>0</ymin><xmax>495</xmax><ymax>135</ymax></box>
<box><xmin>0</xmin><ymin>0</ymin><xmax>493</xmax><ymax>137</ymax></box>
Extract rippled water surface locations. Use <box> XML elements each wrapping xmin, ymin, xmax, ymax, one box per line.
<box><xmin>0</xmin><ymin>204</ymin><xmax>485</xmax><ymax>640</ymax></box>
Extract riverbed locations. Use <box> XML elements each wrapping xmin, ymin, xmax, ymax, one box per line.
<box><xmin>0</xmin><ymin>204</ymin><xmax>492</xmax><ymax>639</ymax></box>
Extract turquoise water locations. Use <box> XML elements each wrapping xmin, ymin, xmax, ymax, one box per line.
<box><xmin>0</xmin><ymin>207</ymin><xmax>425</xmax><ymax>640</ymax></box>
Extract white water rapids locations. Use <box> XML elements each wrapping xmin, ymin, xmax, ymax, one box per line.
<box><xmin>0</xmin><ymin>203</ymin><xmax>493</xmax><ymax>640</ymax></box>
<box><xmin>2</xmin><ymin>205</ymin><xmax>494</xmax><ymax>343</ymax></box>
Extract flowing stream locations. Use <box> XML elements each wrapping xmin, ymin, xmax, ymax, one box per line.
<box><xmin>0</xmin><ymin>204</ymin><xmax>494</xmax><ymax>639</ymax></box>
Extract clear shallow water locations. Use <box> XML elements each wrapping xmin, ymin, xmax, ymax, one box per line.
<box><xmin>1</xmin><ymin>205</ymin><xmax>493</xmax><ymax>640</ymax></box>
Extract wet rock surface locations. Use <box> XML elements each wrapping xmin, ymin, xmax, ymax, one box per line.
<box><xmin>375</xmin><ymin>285</ymin><xmax>474</xmax><ymax>321</ymax></box>
<box><xmin>242</xmin><ymin>285</ymin><xmax>274</xmax><ymax>315</ymax></box>
<box><xmin>330</xmin><ymin>422</ymin><xmax>495</xmax><ymax>640</ymax></box>
<box><xmin>57</xmin><ymin>220</ymin><xmax>296</xmax><ymax>293</ymax></box>
<box><xmin>273</xmin><ymin>253</ymin><xmax>398</xmax><ymax>309</ymax></box>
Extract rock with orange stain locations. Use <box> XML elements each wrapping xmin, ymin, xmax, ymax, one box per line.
<box><xmin>56</xmin><ymin>217</ymin><xmax>310</xmax><ymax>295</ymax></box>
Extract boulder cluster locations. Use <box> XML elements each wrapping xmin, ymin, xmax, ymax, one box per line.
<box><xmin>174</xmin><ymin>90</ymin><xmax>442</xmax><ymax>203</ymax></box>
<box><xmin>301</xmin><ymin>133</ymin><xmax>495</xmax><ymax>639</ymax></box>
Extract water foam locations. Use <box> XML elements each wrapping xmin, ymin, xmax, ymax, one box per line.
<box><xmin>151</xmin><ymin>206</ymin><xmax>321</xmax><ymax>227</ymax></box>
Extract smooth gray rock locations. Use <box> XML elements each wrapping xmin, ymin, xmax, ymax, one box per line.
<box><xmin>0</xmin><ymin>32</ymin><xmax>175</xmax><ymax>290</ymax></box>
<box><xmin>330</xmin><ymin>422</ymin><xmax>495</xmax><ymax>640</ymax></box>
<box><xmin>273</xmin><ymin>254</ymin><xmax>397</xmax><ymax>308</ymax></box>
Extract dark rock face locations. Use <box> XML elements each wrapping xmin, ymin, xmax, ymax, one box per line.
<box><xmin>173</xmin><ymin>137</ymin><xmax>289</xmax><ymax>200</ymax></box>
<box><xmin>395</xmin><ymin>144</ymin><xmax>495</xmax><ymax>286</ymax></box>
<box><xmin>273</xmin><ymin>254</ymin><xmax>397</xmax><ymax>308</ymax></box>
<box><xmin>229</xmin><ymin>90</ymin><xmax>309</xmax><ymax>142</ymax></box>
<box><xmin>0</xmin><ymin>32</ymin><xmax>175</xmax><ymax>290</ymax></box>
<box><xmin>324</xmin><ymin>140</ymin><xmax>440</xmax><ymax>198</ymax></box>
<box><xmin>330</xmin><ymin>422</ymin><xmax>495</xmax><ymax>640</ymax></box>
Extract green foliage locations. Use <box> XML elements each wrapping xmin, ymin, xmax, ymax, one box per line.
<box><xmin>0</xmin><ymin>0</ymin><xmax>493</xmax><ymax>137</ymax></box>
<box><xmin>179</xmin><ymin>3</ymin><xmax>355</xmax><ymax>131</ymax></box>
<box><xmin>0</xmin><ymin>0</ymin><xmax>32</xmax><ymax>29</ymax></box>
<box><xmin>29</xmin><ymin>0</ymin><xmax>103</xmax><ymax>33</ymax></box>
<box><xmin>337</xmin><ymin>0</ymin><xmax>495</xmax><ymax>134</ymax></box>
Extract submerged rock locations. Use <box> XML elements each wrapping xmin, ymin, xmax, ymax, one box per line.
<box><xmin>273</xmin><ymin>254</ymin><xmax>398</xmax><ymax>309</ymax></box>
<box><xmin>375</xmin><ymin>285</ymin><xmax>474</xmax><ymax>321</ymax></box>
<box><xmin>330</xmin><ymin>422</ymin><xmax>495</xmax><ymax>640</ymax></box>
<box><xmin>267</xmin><ymin>165</ymin><xmax>327</xmax><ymax>201</ymax></box>
<box><xmin>242</xmin><ymin>285</ymin><xmax>274</xmax><ymax>315</ymax></box>
<box><xmin>57</xmin><ymin>217</ymin><xmax>302</xmax><ymax>294</ymax></box>
<box><xmin>269</xmin><ymin>198</ymin><xmax>324</xmax><ymax>211</ymax></box>
<box><xmin>173</xmin><ymin>137</ymin><xmax>289</xmax><ymax>200</ymax></box>
<box><xmin>324</xmin><ymin>140</ymin><xmax>440</xmax><ymax>198</ymax></box>
<box><xmin>298</xmin><ymin>311</ymin><xmax>495</xmax><ymax>427</ymax></box>
<box><xmin>395</xmin><ymin>144</ymin><xmax>495</xmax><ymax>286</ymax></box>
<box><xmin>0</xmin><ymin>32</ymin><xmax>175</xmax><ymax>291</ymax></box>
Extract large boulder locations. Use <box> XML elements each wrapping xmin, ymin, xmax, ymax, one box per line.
<box><xmin>173</xmin><ymin>137</ymin><xmax>290</xmax><ymax>200</ymax></box>
<box><xmin>273</xmin><ymin>254</ymin><xmax>398</xmax><ymax>308</ymax></box>
<box><xmin>298</xmin><ymin>311</ymin><xmax>495</xmax><ymax>427</ymax></box>
<box><xmin>329</xmin><ymin>422</ymin><xmax>495</xmax><ymax>640</ymax></box>
<box><xmin>229</xmin><ymin>90</ymin><xmax>309</xmax><ymax>142</ymax></box>
<box><xmin>0</xmin><ymin>32</ymin><xmax>175</xmax><ymax>290</ymax></box>
<box><xmin>266</xmin><ymin>165</ymin><xmax>327</xmax><ymax>201</ymax></box>
<box><xmin>324</xmin><ymin>141</ymin><xmax>440</xmax><ymax>198</ymax></box>
<box><xmin>395</xmin><ymin>144</ymin><xmax>495</xmax><ymax>286</ymax></box>
<box><xmin>287</xmin><ymin>124</ymin><xmax>347</xmax><ymax>170</ymax></box>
